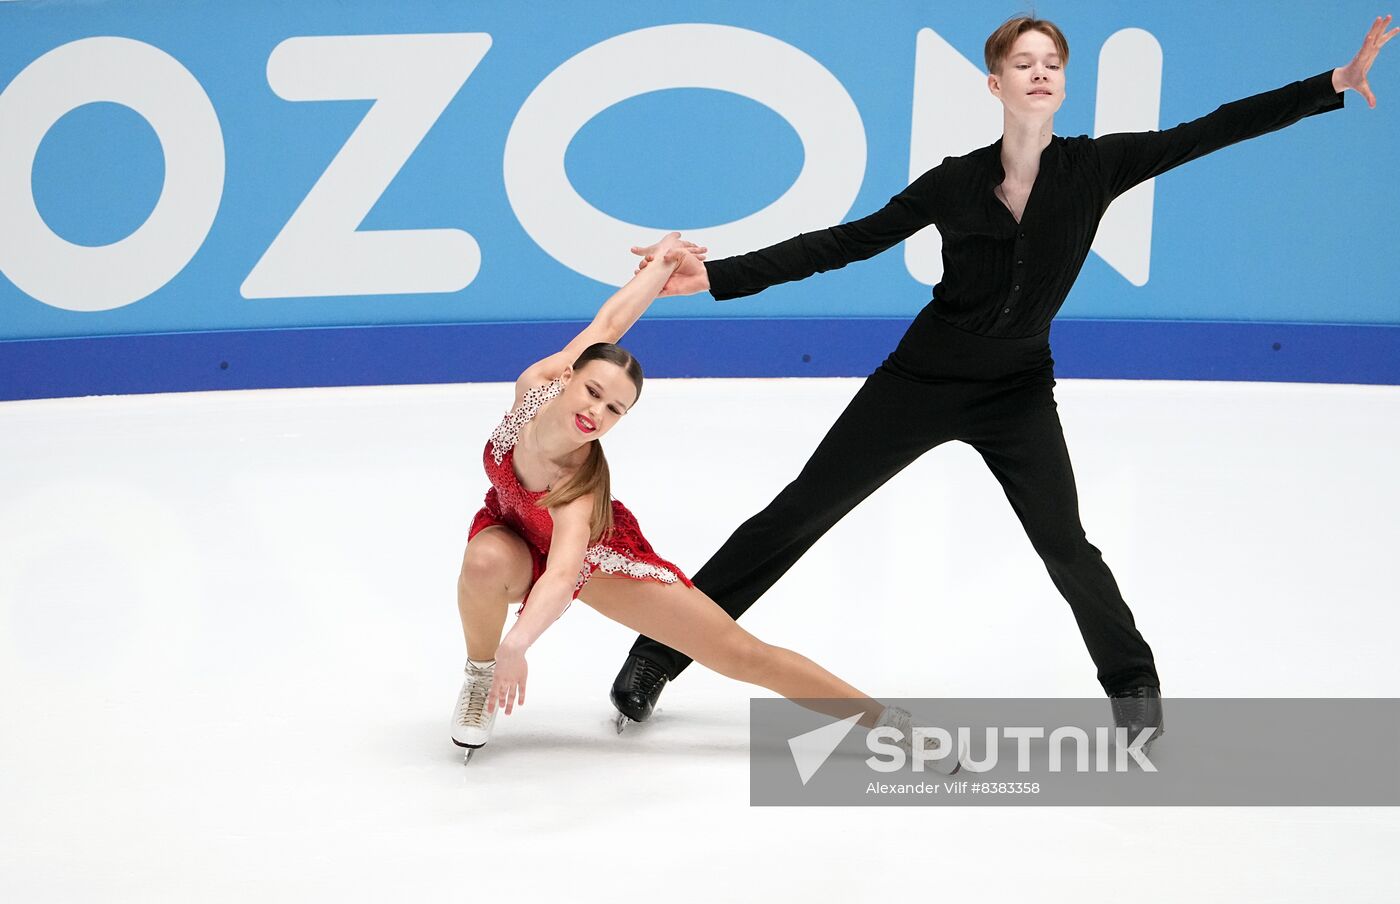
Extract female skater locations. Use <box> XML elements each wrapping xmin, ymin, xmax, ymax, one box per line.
<box><xmin>451</xmin><ymin>230</ymin><xmax>960</xmax><ymax>770</ymax></box>
<box><xmin>612</xmin><ymin>15</ymin><xmax>1395</xmax><ymax>748</ymax></box>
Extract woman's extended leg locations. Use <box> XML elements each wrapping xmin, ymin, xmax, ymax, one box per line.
<box><xmin>457</xmin><ymin>525</ymin><xmax>535</xmax><ymax>659</ymax></box>
<box><xmin>627</xmin><ymin>368</ymin><xmax>957</xmax><ymax>680</ymax></box>
<box><xmin>581</xmin><ymin>574</ymin><xmax>887</xmax><ymax>726</ymax></box>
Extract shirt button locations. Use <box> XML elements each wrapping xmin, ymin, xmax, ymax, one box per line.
<box><xmin>1014</xmin><ymin>285</ymin><xmax>1020</xmax><ymax>291</ymax></box>
<box><xmin>1003</xmin><ymin>308</ymin><xmax>1011</xmax><ymax>314</ymax></box>
<box><xmin>1019</xmin><ymin>231</ymin><xmax>1025</xmax><ymax>238</ymax></box>
<box><xmin>1017</xmin><ymin>260</ymin><xmax>1024</xmax><ymax>265</ymax></box>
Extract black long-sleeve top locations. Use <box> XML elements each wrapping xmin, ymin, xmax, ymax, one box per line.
<box><xmin>706</xmin><ymin>70</ymin><xmax>1345</xmax><ymax>346</ymax></box>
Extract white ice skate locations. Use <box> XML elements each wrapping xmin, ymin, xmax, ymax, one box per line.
<box><xmin>874</xmin><ymin>705</ymin><xmax>966</xmax><ymax>776</ymax></box>
<box><xmin>451</xmin><ymin>659</ymin><xmax>497</xmax><ymax>763</ymax></box>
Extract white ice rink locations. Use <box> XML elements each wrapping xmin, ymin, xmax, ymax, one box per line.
<box><xmin>2</xmin><ymin>376</ymin><xmax>1398</xmax><ymax>901</ymax></box>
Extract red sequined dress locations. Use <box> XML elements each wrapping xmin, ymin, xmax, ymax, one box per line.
<box><xmin>467</xmin><ymin>379</ymin><xmax>693</xmax><ymax>611</ymax></box>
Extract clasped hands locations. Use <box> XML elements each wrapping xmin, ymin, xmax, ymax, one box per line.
<box><xmin>631</xmin><ymin>231</ymin><xmax>711</xmax><ymax>297</ymax></box>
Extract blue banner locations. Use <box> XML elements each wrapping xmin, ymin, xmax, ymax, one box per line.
<box><xmin>0</xmin><ymin>0</ymin><xmax>1396</xmax><ymax>396</ymax></box>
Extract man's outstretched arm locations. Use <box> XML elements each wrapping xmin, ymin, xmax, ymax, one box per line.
<box><xmin>635</xmin><ymin>164</ymin><xmax>948</xmax><ymax>301</ymax></box>
<box><xmin>1096</xmin><ymin>15</ymin><xmax>1394</xmax><ymax>200</ymax></box>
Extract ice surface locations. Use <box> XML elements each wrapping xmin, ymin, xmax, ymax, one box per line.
<box><xmin>2</xmin><ymin>377</ymin><xmax>1397</xmax><ymax>901</ymax></box>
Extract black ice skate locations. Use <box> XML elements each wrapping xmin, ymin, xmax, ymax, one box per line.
<box><xmin>610</xmin><ymin>654</ymin><xmax>669</xmax><ymax>733</ymax></box>
<box><xmin>1109</xmin><ymin>685</ymin><xmax>1165</xmax><ymax>756</ymax></box>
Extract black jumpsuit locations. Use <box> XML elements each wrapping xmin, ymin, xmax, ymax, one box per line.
<box><xmin>629</xmin><ymin>71</ymin><xmax>1344</xmax><ymax>694</ymax></box>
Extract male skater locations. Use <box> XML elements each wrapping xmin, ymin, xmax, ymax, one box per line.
<box><xmin>610</xmin><ymin>15</ymin><xmax>1395</xmax><ymax>744</ymax></box>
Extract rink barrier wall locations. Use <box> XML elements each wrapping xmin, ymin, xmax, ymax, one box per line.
<box><xmin>2</xmin><ymin>318</ymin><xmax>1396</xmax><ymax>401</ymax></box>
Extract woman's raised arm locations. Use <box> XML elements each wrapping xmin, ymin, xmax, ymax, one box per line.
<box><xmin>512</xmin><ymin>232</ymin><xmax>702</xmax><ymax>404</ymax></box>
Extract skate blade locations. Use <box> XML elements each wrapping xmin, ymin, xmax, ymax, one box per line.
<box><xmin>614</xmin><ymin>712</ymin><xmax>631</xmax><ymax>734</ymax></box>
<box><xmin>454</xmin><ymin>739</ymin><xmax>486</xmax><ymax>763</ymax></box>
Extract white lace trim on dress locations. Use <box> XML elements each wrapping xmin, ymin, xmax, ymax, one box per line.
<box><xmin>575</xmin><ymin>545</ymin><xmax>679</xmax><ymax>591</ymax></box>
<box><xmin>490</xmin><ymin>379</ymin><xmax>564</xmax><ymax>465</ymax></box>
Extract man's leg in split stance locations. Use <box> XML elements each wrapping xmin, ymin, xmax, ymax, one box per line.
<box><xmin>612</xmin><ymin>370</ymin><xmax>959</xmax><ymax>721</ymax></box>
<box><xmin>966</xmin><ymin>382</ymin><xmax>1164</xmax><ymax>746</ymax></box>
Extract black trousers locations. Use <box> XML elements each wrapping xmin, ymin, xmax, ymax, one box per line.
<box><xmin>629</xmin><ymin>312</ymin><xmax>1159</xmax><ymax>695</ymax></box>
